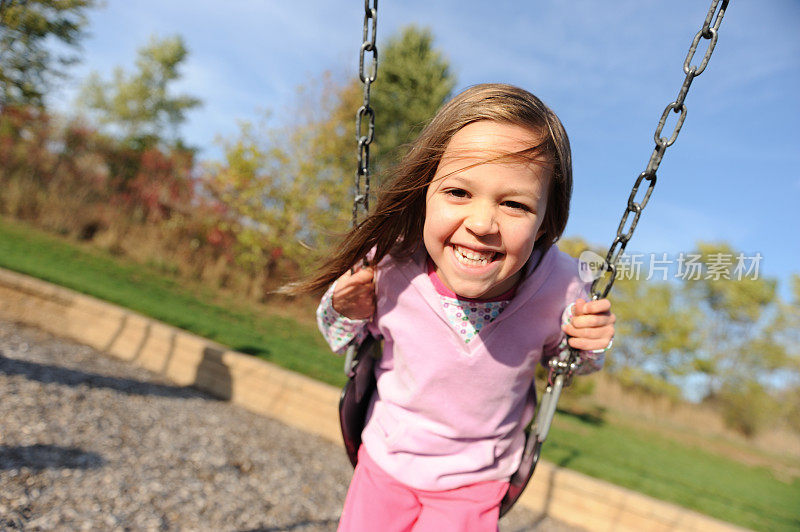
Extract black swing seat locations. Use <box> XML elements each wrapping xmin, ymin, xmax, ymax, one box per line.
<box><xmin>337</xmin><ymin>334</ymin><xmax>542</xmax><ymax>517</ymax></box>
<box><xmin>339</xmin><ymin>334</ymin><xmax>380</xmax><ymax>467</ymax></box>
<box><xmin>500</xmin><ymin>426</ymin><xmax>542</xmax><ymax>517</ymax></box>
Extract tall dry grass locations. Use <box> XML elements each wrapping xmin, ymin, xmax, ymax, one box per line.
<box><xmin>582</xmin><ymin>373</ymin><xmax>800</xmax><ymax>470</ymax></box>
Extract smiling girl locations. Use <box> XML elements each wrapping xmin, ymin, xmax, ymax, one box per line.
<box><xmin>296</xmin><ymin>84</ymin><xmax>615</xmax><ymax>531</ymax></box>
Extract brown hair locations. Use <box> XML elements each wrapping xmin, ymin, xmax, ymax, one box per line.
<box><xmin>293</xmin><ymin>83</ymin><xmax>572</xmax><ymax>294</ymax></box>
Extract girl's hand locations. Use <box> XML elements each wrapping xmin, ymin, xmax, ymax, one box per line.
<box><xmin>332</xmin><ymin>267</ymin><xmax>376</xmax><ymax>320</ymax></box>
<box><xmin>562</xmin><ymin>298</ymin><xmax>615</xmax><ymax>351</ymax></box>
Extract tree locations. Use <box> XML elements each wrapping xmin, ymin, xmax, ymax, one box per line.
<box><xmin>559</xmin><ymin>238</ymin><xmax>800</xmax><ymax>436</ymax></box>
<box><xmin>370</xmin><ymin>25</ymin><xmax>456</xmax><ymax>169</ymax></box>
<box><xmin>716</xmin><ymin>378</ymin><xmax>778</xmax><ymax>437</ymax></box>
<box><xmin>611</xmin><ymin>278</ymin><xmax>701</xmax><ymax>380</ymax></box>
<box><xmin>684</xmin><ymin>242</ymin><xmax>781</xmax><ymax>395</ymax></box>
<box><xmin>0</xmin><ymin>0</ymin><xmax>97</xmax><ymax>107</ymax></box>
<box><xmin>677</xmin><ymin>242</ymin><xmax>799</xmax><ymax>435</ymax></box>
<box><xmin>78</xmin><ymin>34</ymin><xmax>201</xmax><ymax>148</ymax></box>
<box><xmin>202</xmin><ymin>26</ymin><xmax>457</xmax><ymax>295</ymax></box>
<box><xmin>559</xmin><ymin>237</ymin><xmax>699</xmax><ymax>397</ymax></box>
<box><xmin>202</xmin><ymin>73</ymin><xmax>359</xmax><ymax>295</ymax></box>
<box><xmin>770</xmin><ymin>273</ymin><xmax>800</xmax><ymax>432</ymax></box>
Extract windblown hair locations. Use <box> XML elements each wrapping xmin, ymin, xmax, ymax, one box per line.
<box><xmin>292</xmin><ymin>83</ymin><xmax>572</xmax><ymax>294</ymax></box>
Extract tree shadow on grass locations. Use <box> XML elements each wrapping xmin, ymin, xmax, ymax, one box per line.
<box><xmin>233</xmin><ymin>345</ymin><xmax>272</xmax><ymax>357</ymax></box>
<box><xmin>555</xmin><ymin>405</ymin><xmax>607</xmax><ymax>426</ymax></box>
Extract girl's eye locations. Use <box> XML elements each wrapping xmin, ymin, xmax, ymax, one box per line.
<box><xmin>502</xmin><ymin>201</ymin><xmax>531</xmax><ymax>212</ymax></box>
<box><xmin>444</xmin><ymin>188</ymin><xmax>469</xmax><ymax>198</ymax></box>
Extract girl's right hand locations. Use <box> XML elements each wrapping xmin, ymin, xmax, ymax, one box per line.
<box><xmin>332</xmin><ymin>267</ymin><xmax>375</xmax><ymax>320</ymax></box>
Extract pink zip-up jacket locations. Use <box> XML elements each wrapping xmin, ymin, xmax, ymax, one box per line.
<box><xmin>341</xmin><ymin>244</ymin><xmax>592</xmax><ymax>491</ymax></box>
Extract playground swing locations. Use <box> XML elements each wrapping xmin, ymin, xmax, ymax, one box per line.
<box><xmin>338</xmin><ymin>0</ymin><xmax>730</xmax><ymax>518</ymax></box>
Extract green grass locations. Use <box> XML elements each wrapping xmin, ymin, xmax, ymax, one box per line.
<box><xmin>1</xmin><ymin>217</ymin><xmax>798</xmax><ymax>531</ymax></box>
<box><xmin>0</xmin><ymin>217</ymin><xmax>345</xmax><ymax>386</ymax></box>
<box><xmin>545</xmin><ymin>410</ymin><xmax>800</xmax><ymax>531</ymax></box>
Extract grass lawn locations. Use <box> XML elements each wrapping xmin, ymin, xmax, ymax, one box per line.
<box><xmin>546</xmin><ymin>409</ymin><xmax>799</xmax><ymax>531</ymax></box>
<box><xmin>0</xmin><ymin>217</ymin><xmax>345</xmax><ymax>386</ymax></box>
<box><xmin>1</xmin><ymin>217</ymin><xmax>798</xmax><ymax>531</ymax></box>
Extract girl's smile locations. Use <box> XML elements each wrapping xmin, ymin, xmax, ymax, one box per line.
<box><xmin>453</xmin><ymin>244</ymin><xmax>496</xmax><ymax>265</ymax></box>
<box><xmin>423</xmin><ymin>120</ymin><xmax>551</xmax><ymax>300</ymax></box>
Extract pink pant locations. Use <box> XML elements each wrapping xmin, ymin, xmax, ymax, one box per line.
<box><xmin>337</xmin><ymin>446</ymin><xmax>509</xmax><ymax>532</ymax></box>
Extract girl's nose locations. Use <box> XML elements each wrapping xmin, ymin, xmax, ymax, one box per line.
<box><xmin>464</xmin><ymin>205</ymin><xmax>498</xmax><ymax>236</ymax></box>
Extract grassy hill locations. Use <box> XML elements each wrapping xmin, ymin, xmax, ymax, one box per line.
<box><xmin>1</xmin><ymin>217</ymin><xmax>797</xmax><ymax>531</ymax></box>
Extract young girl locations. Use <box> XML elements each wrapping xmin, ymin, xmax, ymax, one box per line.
<box><xmin>302</xmin><ymin>84</ymin><xmax>615</xmax><ymax>531</ymax></box>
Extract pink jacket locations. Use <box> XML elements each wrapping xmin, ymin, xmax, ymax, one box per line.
<box><xmin>359</xmin><ymin>244</ymin><xmax>591</xmax><ymax>491</ymax></box>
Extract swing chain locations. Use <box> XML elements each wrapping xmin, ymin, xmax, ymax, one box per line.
<box><xmin>590</xmin><ymin>0</ymin><xmax>729</xmax><ymax>301</ymax></box>
<box><xmin>354</xmin><ymin>0</ymin><xmax>378</xmax><ymax>230</ymax></box>
<box><xmin>344</xmin><ymin>1</ymin><xmax>379</xmax><ymax>376</ymax></box>
<box><xmin>547</xmin><ymin>352</ymin><xmax>580</xmax><ymax>387</ymax></box>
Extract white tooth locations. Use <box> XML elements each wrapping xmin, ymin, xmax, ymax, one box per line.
<box><xmin>455</xmin><ymin>246</ymin><xmax>493</xmax><ymax>265</ymax></box>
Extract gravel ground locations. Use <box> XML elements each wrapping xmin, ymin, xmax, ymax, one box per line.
<box><xmin>0</xmin><ymin>318</ymin><xmax>583</xmax><ymax>531</ymax></box>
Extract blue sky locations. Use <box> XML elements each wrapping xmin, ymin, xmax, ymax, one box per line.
<box><xmin>53</xmin><ymin>0</ymin><xmax>800</xmax><ymax>298</ymax></box>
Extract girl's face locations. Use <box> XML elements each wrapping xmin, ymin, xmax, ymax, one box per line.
<box><xmin>423</xmin><ymin>120</ymin><xmax>550</xmax><ymax>300</ymax></box>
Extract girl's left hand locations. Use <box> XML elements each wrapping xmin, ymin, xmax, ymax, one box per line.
<box><xmin>562</xmin><ymin>298</ymin><xmax>615</xmax><ymax>351</ymax></box>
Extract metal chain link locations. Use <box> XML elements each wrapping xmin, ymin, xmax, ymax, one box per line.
<box><xmin>343</xmin><ymin>0</ymin><xmax>378</xmax><ymax>376</ymax></box>
<box><xmin>353</xmin><ymin>0</ymin><xmax>378</xmax><ymax>232</ymax></box>
<box><xmin>589</xmin><ymin>0</ymin><xmax>729</xmax><ymax>301</ymax></box>
<box><xmin>540</xmin><ymin>0</ymin><xmax>731</xmax><ymax>451</ymax></box>
<box><xmin>548</xmin><ymin>0</ymin><xmax>730</xmax><ymax>387</ymax></box>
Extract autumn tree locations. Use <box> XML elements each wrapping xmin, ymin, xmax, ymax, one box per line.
<box><xmin>559</xmin><ymin>237</ymin><xmax>699</xmax><ymax>399</ymax></box>
<box><xmin>0</xmin><ymin>0</ymin><xmax>97</xmax><ymax>107</ymax></box>
<box><xmin>78</xmin><ymin>34</ymin><xmax>201</xmax><ymax>148</ymax></box>
<box><xmin>67</xmin><ymin>34</ymin><xmax>204</xmax><ymax>245</ymax></box>
<box><xmin>202</xmin><ymin>74</ymin><xmax>358</xmax><ymax>296</ymax></box>
<box><xmin>203</xmin><ymin>26</ymin><xmax>456</xmax><ymax>296</ymax></box>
